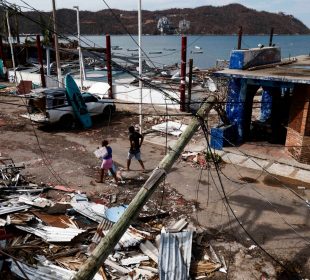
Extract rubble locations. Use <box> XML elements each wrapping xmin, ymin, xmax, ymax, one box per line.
<box><xmin>0</xmin><ymin>157</ymin><xmax>281</xmax><ymax>279</ymax></box>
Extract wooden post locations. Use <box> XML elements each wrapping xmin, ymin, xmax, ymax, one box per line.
<box><xmin>269</xmin><ymin>27</ymin><xmax>274</xmax><ymax>47</ymax></box>
<box><xmin>187</xmin><ymin>58</ymin><xmax>193</xmax><ymax>112</ymax></box>
<box><xmin>237</xmin><ymin>26</ymin><xmax>243</xmax><ymax>50</ymax></box>
<box><xmin>36</xmin><ymin>35</ymin><xmax>46</xmax><ymax>88</ymax></box>
<box><xmin>180</xmin><ymin>36</ymin><xmax>187</xmax><ymax>112</ymax></box>
<box><xmin>72</xmin><ymin>96</ymin><xmax>217</xmax><ymax>280</ymax></box>
<box><xmin>106</xmin><ymin>34</ymin><xmax>113</xmax><ymax>99</ymax></box>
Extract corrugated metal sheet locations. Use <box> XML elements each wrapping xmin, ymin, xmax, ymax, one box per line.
<box><xmin>10</xmin><ymin>259</ymin><xmax>103</xmax><ymax>280</ymax></box>
<box><xmin>71</xmin><ymin>201</ymin><xmax>107</xmax><ymax>223</ymax></box>
<box><xmin>92</xmin><ymin>219</ymin><xmax>114</xmax><ymax>244</ymax></box>
<box><xmin>0</xmin><ymin>205</ymin><xmax>30</xmax><ymax>215</ymax></box>
<box><xmin>159</xmin><ymin>231</ymin><xmax>193</xmax><ymax>280</ymax></box>
<box><xmin>16</xmin><ymin>224</ymin><xmax>85</xmax><ymax>242</ymax></box>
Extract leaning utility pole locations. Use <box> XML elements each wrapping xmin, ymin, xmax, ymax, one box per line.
<box><xmin>72</xmin><ymin>96</ymin><xmax>217</xmax><ymax>280</ymax></box>
<box><xmin>51</xmin><ymin>0</ymin><xmax>62</xmax><ymax>87</ymax></box>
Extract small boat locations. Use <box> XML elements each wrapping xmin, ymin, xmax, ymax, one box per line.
<box><xmin>112</xmin><ymin>46</ymin><xmax>122</xmax><ymax>50</ymax></box>
<box><xmin>163</xmin><ymin>48</ymin><xmax>176</xmax><ymax>51</ymax></box>
<box><xmin>149</xmin><ymin>51</ymin><xmax>162</xmax><ymax>54</ymax></box>
<box><xmin>195</xmin><ymin>45</ymin><xmax>202</xmax><ymax>50</ymax></box>
<box><xmin>127</xmin><ymin>48</ymin><xmax>138</xmax><ymax>52</ymax></box>
<box><xmin>191</xmin><ymin>51</ymin><xmax>203</xmax><ymax>54</ymax></box>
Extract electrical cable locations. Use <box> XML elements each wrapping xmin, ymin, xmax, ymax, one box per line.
<box><xmin>200</xmin><ymin>117</ymin><xmax>302</xmax><ymax>279</ymax></box>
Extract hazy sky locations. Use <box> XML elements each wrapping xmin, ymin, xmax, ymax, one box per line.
<box><xmin>6</xmin><ymin>0</ymin><xmax>310</xmax><ymax>27</ymax></box>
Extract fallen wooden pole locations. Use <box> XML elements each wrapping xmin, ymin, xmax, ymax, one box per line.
<box><xmin>73</xmin><ymin>96</ymin><xmax>217</xmax><ymax>280</ymax></box>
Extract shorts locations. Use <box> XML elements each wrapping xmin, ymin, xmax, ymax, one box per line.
<box><xmin>128</xmin><ymin>151</ymin><xmax>141</xmax><ymax>160</ymax></box>
<box><xmin>101</xmin><ymin>158</ymin><xmax>113</xmax><ymax>169</ymax></box>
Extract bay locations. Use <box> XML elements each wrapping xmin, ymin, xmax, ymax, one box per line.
<box><xmin>78</xmin><ymin>35</ymin><xmax>310</xmax><ymax>69</ymax></box>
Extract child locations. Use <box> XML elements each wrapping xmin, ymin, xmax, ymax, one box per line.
<box><xmin>97</xmin><ymin>140</ymin><xmax>118</xmax><ymax>184</ymax></box>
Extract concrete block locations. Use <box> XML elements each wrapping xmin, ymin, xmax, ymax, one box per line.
<box><xmin>239</xmin><ymin>158</ymin><xmax>270</xmax><ymax>171</ymax></box>
<box><xmin>229</xmin><ymin>47</ymin><xmax>281</xmax><ymax>70</ymax></box>
<box><xmin>294</xmin><ymin>169</ymin><xmax>310</xmax><ymax>184</ymax></box>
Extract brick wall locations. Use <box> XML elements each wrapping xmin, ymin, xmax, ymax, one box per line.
<box><xmin>286</xmin><ymin>85</ymin><xmax>310</xmax><ymax>164</ymax></box>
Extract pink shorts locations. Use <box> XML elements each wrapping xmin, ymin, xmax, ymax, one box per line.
<box><xmin>101</xmin><ymin>158</ymin><xmax>113</xmax><ymax>169</ymax></box>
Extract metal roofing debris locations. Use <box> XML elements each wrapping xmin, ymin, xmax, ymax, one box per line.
<box><xmin>16</xmin><ymin>224</ymin><xmax>85</xmax><ymax>242</ymax></box>
<box><xmin>93</xmin><ymin>225</ymin><xmax>149</xmax><ymax>249</ymax></box>
<box><xmin>159</xmin><ymin>231</ymin><xmax>193</xmax><ymax>280</ymax></box>
<box><xmin>152</xmin><ymin>121</ymin><xmax>188</xmax><ymax>137</ymax></box>
<box><xmin>104</xmin><ymin>259</ymin><xmax>130</xmax><ymax>275</ymax></box>
<box><xmin>105</xmin><ymin>205</ymin><xmax>128</xmax><ymax>223</ymax></box>
<box><xmin>120</xmin><ymin>254</ymin><xmax>149</xmax><ymax>266</ymax></box>
<box><xmin>32</xmin><ymin>211</ymin><xmax>77</xmax><ymax>229</ymax></box>
<box><xmin>18</xmin><ymin>195</ymin><xmax>54</xmax><ymax>208</ymax></box>
<box><xmin>92</xmin><ymin>219</ymin><xmax>114</xmax><ymax>244</ymax></box>
<box><xmin>71</xmin><ymin>201</ymin><xmax>107</xmax><ymax>223</ymax></box>
<box><xmin>167</xmin><ymin>218</ymin><xmax>188</xmax><ymax>232</ymax></box>
<box><xmin>10</xmin><ymin>259</ymin><xmax>104</xmax><ymax>280</ymax></box>
<box><xmin>139</xmin><ymin>240</ymin><xmax>159</xmax><ymax>264</ymax></box>
<box><xmin>0</xmin><ymin>205</ymin><xmax>30</xmax><ymax>215</ymax></box>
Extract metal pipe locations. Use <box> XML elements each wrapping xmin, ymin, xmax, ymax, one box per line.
<box><xmin>138</xmin><ymin>0</ymin><xmax>143</xmax><ymax>133</ymax></box>
<box><xmin>36</xmin><ymin>35</ymin><xmax>46</xmax><ymax>88</ymax></box>
<box><xmin>237</xmin><ymin>26</ymin><xmax>243</xmax><ymax>50</ymax></box>
<box><xmin>0</xmin><ymin>35</ymin><xmax>8</xmax><ymax>80</ymax></box>
<box><xmin>180</xmin><ymin>35</ymin><xmax>187</xmax><ymax>112</ymax></box>
<box><xmin>73</xmin><ymin>6</ymin><xmax>83</xmax><ymax>88</ymax></box>
<box><xmin>51</xmin><ymin>0</ymin><xmax>62</xmax><ymax>87</ymax></box>
<box><xmin>6</xmin><ymin>10</ymin><xmax>16</xmax><ymax>84</ymax></box>
<box><xmin>46</xmin><ymin>47</ymin><xmax>51</xmax><ymax>76</ymax></box>
<box><xmin>269</xmin><ymin>27</ymin><xmax>274</xmax><ymax>47</ymax></box>
<box><xmin>105</xmin><ymin>34</ymin><xmax>113</xmax><ymax>98</ymax></box>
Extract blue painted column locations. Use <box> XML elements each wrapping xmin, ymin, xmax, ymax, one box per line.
<box><xmin>226</xmin><ymin>78</ymin><xmax>248</xmax><ymax>143</ymax></box>
<box><xmin>260</xmin><ymin>87</ymin><xmax>272</xmax><ymax>122</ymax></box>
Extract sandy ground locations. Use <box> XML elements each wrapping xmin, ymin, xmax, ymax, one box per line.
<box><xmin>0</xmin><ymin>94</ymin><xmax>309</xmax><ymax>279</ymax></box>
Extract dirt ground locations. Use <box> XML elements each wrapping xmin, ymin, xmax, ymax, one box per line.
<box><xmin>0</xmin><ymin>93</ymin><xmax>309</xmax><ymax>279</ymax></box>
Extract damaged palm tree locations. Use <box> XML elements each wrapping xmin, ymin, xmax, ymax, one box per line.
<box><xmin>72</xmin><ymin>96</ymin><xmax>217</xmax><ymax>280</ymax></box>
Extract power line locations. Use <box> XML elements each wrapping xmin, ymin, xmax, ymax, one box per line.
<box><xmin>200</xmin><ymin>118</ymin><xmax>301</xmax><ymax>278</ymax></box>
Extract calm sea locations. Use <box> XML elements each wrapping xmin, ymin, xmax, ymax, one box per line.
<box><xmin>78</xmin><ymin>35</ymin><xmax>310</xmax><ymax>69</ymax></box>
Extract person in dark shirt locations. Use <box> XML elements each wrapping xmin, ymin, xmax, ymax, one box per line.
<box><xmin>97</xmin><ymin>140</ymin><xmax>118</xmax><ymax>184</ymax></box>
<box><xmin>127</xmin><ymin>126</ymin><xmax>145</xmax><ymax>171</ymax></box>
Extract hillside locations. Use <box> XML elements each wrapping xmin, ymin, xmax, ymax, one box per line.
<box><xmin>2</xmin><ymin>4</ymin><xmax>309</xmax><ymax>36</ymax></box>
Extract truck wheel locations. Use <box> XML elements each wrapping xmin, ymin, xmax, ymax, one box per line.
<box><xmin>59</xmin><ymin>114</ymin><xmax>74</xmax><ymax>129</ymax></box>
<box><xmin>102</xmin><ymin>106</ymin><xmax>115</xmax><ymax>118</ymax></box>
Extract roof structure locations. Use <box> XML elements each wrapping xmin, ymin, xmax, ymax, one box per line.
<box><xmin>215</xmin><ymin>55</ymin><xmax>310</xmax><ymax>85</ymax></box>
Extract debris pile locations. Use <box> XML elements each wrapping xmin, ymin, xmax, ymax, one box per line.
<box><xmin>0</xmin><ymin>157</ymin><xmax>275</xmax><ymax>279</ymax></box>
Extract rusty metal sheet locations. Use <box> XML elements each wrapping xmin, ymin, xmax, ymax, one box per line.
<box><xmin>32</xmin><ymin>211</ymin><xmax>77</xmax><ymax>229</ymax></box>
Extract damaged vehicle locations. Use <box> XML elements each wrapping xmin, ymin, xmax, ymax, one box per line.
<box><xmin>21</xmin><ymin>88</ymin><xmax>116</xmax><ymax>129</ymax></box>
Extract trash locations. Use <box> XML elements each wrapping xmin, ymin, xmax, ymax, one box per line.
<box><xmin>248</xmin><ymin>245</ymin><xmax>257</xmax><ymax>250</ymax></box>
<box><xmin>152</xmin><ymin>121</ymin><xmax>188</xmax><ymax>137</ymax></box>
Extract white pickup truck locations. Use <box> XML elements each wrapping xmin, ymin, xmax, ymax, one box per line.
<box><xmin>22</xmin><ymin>88</ymin><xmax>116</xmax><ymax>129</ymax></box>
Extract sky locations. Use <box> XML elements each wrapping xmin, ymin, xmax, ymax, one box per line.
<box><xmin>6</xmin><ymin>0</ymin><xmax>310</xmax><ymax>27</ymax></box>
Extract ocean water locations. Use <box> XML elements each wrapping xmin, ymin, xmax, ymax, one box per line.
<box><xmin>78</xmin><ymin>35</ymin><xmax>310</xmax><ymax>69</ymax></box>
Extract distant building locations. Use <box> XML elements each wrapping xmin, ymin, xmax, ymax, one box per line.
<box><xmin>179</xmin><ymin>19</ymin><xmax>190</xmax><ymax>33</ymax></box>
<box><xmin>157</xmin><ymin>17</ymin><xmax>175</xmax><ymax>35</ymax></box>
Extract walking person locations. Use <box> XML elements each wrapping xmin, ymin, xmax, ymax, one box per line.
<box><xmin>96</xmin><ymin>140</ymin><xmax>118</xmax><ymax>184</ymax></box>
<box><xmin>127</xmin><ymin>126</ymin><xmax>145</xmax><ymax>171</ymax></box>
